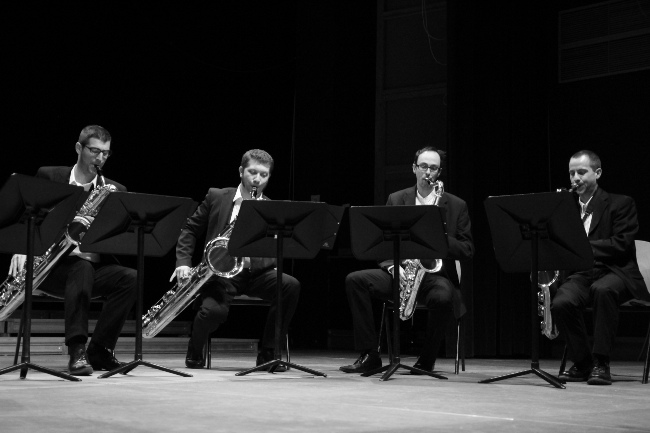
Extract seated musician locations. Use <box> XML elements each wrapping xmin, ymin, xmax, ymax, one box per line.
<box><xmin>8</xmin><ymin>125</ymin><xmax>137</xmax><ymax>376</ymax></box>
<box><xmin>339</xmin><ymin>146</ymin><xmax>474</xmax><ymax>374</ymax></box>
<box><xmin>174</xmin><ymin>149</ymin><xmax>300</xmax><ymax>370</ymax></box>
<box><xmin>553</xmin><ymin>150</ymin><xmax>649</xmax><ymax>385</ymax></box>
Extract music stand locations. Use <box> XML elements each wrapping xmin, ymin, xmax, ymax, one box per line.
<box><xmin>228</xmin><ymin>200</ymin><xmax>329</xmax><ymax>377</ymax></box>
<box><xmin>349</xmin><ymin>205</ymin><xmax>449</xmax><ymax>381</ymax></box>
<box><xmin>0</xmin><ymin>174</ymin><xmax>85</xmax><ymax>381</ymax></box>
<box><xmin>480</xmin><ymin>192</ymin><xmax>593</xmax><ymax>389</ymax></box>
<box><xmin>79</xmin><ymin>191</ymin><xmax>197</xmax><ymax>378</ymax></box>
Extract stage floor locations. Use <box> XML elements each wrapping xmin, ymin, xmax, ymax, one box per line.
<box><xmin>1</xmin><ymin>351</ymin><xmax>648</xmax><ymax>432</ymax></box>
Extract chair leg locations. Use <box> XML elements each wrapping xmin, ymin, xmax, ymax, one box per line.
<box><xmin>13</xmin><ymin>307</ymin><xmax>26</xmax><ymax>365</ymax></box>
<box><xmin>641</xmin><ymin>318</ymin><xmax>650</xmax><ymax>384</ymax></box>
<box><xmin>206</xmin><ymin>337</ymin><xmax>212</xmax><ymax>369</ymax></box>
<box><xmin>385</xmin><ymin>309</ymin><xmax>393</xmax><ymax>364</ymax></box>
<box><xmin>559</xmin><ymin>343</ymin><xmax>568</xmax><ymax>376</ymax></box>
<box><xmin>377</xmin><ymin>303</ymin><xmax>386</xmax><ymax>355</ymax></box>
<box><xmin>455</xmin><ymin>318</ymin><xmax>460</xmax><ymax>374</ymax></box>
<box><xmin>460</xmin><ymin>318</ymin><xmax>466</xmax><ymax>372</ymax></box>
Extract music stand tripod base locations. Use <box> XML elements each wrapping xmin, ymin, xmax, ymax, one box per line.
<box><xmin>78</xmin><ymin>192</ymin><xmax>197</xmax><ymax>379</ymax></box>
<box><xmin>0</xmin><ymin>174</ymin><xmax>86</xmax><ymax>382</ymax></box>
<box><xmin>361</xmin><ymin>363</ymin><xmax>448</xmax><ymax>381</ymax></box>
<box><xmin>349</xmin><ymin>205</ymin><xmax>449</xmax><ymax>382</ymax></box>
<box><xmin>228</xmin><ymin>200</ymin><xmax>330</xmax><ymax>378</ymax></box>
<box><xmin>478</xmin><ymin>364</ymin><xmax>565</xmax><ymax>388</ymax></box>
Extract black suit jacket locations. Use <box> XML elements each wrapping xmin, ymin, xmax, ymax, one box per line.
<box><xmin>379</xmin><ymin>185</ymin><xmax>475</xmax><ymax>288</ymax></box>
<box><xmin>584</xmin><ymin>188</ymin><xmax>649</xmax><ymax>301</ymax></box>
<box><xmin>176</xmin><ymin>187</ymin><xmax>275</xmax><ymax>274</ymax></box>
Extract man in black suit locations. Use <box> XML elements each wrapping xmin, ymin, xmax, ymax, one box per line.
<box><xmin>8</xmin><ymin>125</ymin><xmax>137</xmax><ymax>376</ymax></box>
<box><xmin>174</xmin><ymin>149</ymin><xmax>300</xmax><ymax>370</ymax></box>
<box><xmin>339</xmin><ymin>146</ymin><xmax>474</xmax><ymax>374</ymax></box>
<box><xmin>553</xmin><ymin>150</ymin><xmax>649</xmax><ymax>385</ymax></box>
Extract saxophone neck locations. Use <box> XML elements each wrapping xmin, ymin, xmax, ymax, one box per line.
<box><xmin>431</xmin><ymin>180</ymin><xmax>444</xmax><ymax>205</ymax></box>
<box><xmin>94</xmin><ymin>165</ymin><xmax>106</xmax><ymax>187</ymax></box>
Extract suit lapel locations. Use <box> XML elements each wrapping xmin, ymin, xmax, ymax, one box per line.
<box><xmin>56</xmin><ymin>167</ymin><xmax>73</xmax><ymax>184</ymax></box>
<box><xmin>404</xmin><ymin>186</ymin><xmax>417</xmax><ymax>205</ymax></box>
<box><xmin>219</xmin><ymin>189</ymin><xmax>237</xmax><ymax>231</ymax></box>
<box><xmin>588</xmin><ymin>188</ymin><xmax>607</xmax><ymax>236</ymax></box>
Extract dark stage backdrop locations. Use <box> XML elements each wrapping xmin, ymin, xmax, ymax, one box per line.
<box><xmin>2</xmin><ymin>1</ymin><xmax>648</xmax><ymax>358</ymax></box>
<box><xmin>449</xmin><ymin>0</ymin><xmax>650</xmax><ymax>358</ymax></box>
<box><xmin>0</xmin><ymin>2</ymin><xmax>376</xmax><ymax>348</ymax></box>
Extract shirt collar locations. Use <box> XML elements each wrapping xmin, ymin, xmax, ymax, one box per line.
<box><xmin>69</xmin><ymin>164</ymin><xmax>97</xmax><ymax>190</ymax></box>
<box><xmin>579</xmin><ymin>186</ymin><xmax>598</xmax><ymax>208</ymax></box>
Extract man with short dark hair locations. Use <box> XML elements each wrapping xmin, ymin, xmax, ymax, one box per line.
<box><xmin>340</xmin><ymin>146</ymin><xmax>474</xmax><ymax>374</ymax></box>
<box><xmin>553</xmin><ymin>150</ymin><xmax>649</xmax><ymax>385</ymax></box>
<box><xmin>174</xmin><ymin>149</ymin><xmax>300</xmax><ymax>370</ymax></box>
<box><xmin>8</xmin><ymin>125</ymin><xmax>137</xmax><ymax>376</ymax></box>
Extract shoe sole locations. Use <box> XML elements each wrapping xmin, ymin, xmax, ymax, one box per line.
<box><xmin>69</xmin><ymin>366</ymin><xmax>93</xmax><ymax>376</ymax></box>
<box><xmin>558</xmin><ymin>376</ymin><xmax>588</xmax><ymax>382</ymax></box>
<box><xmin>587</xmin><ymin>377</ymin><xmax>612</xmax><ymax>385</ymax></box>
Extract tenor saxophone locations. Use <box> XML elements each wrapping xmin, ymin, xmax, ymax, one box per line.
<box><xmin>0</xmin><ymin>165</ymin><xmax>117</xmax><ymax>321</ymax></box>
<box><xmin>398</xmin><ymin>177</ymin><xmax>444</xmax><ymax>321</ymax></box>
<box><xmin>142</xmin><ymin>186</ymin><xmax>260</xmax><ymax>338</ymax></box>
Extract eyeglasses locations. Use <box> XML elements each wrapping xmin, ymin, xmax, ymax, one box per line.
<box><xmin>414</xmin><ymin>163</ymin><xmax>440</xmax><ymax>173</ymax></box>
<box><xmin>83</xmin><ymin>144</ymin><xmax>112</xmax><ymax>157</ymax></box>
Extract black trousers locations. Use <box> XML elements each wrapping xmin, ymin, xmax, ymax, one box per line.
<box><xmin>190</xmin><ymin>268</ymin><xmax>300</xmax><ymax>351</ymax></box>
<box><xmin>345</xmin><ymin>268</ymin><xmax>454</xmax><ymax>362</ymax></box>
<box><xmin>40</xmin><ymin>256</ymin><xmax>137</xmax><ymax>349</ymax></box>
<box><xmin>552</xmin><ymin>267</ymin><xmax>633</xmax><ymax>363</ymax></box>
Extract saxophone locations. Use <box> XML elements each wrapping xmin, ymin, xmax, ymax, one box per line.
<box><xmin>142</xmin><ymin>186</ymin><xmax>260</xmax><ymax>338</ymax></box>
<box><xmin>534</xmin><ymin>183</ymin><xmax>578</xmax><ymax>340</ymax></box>
<box><xmin>0</xmin><ymin>166</ymin><xmax>117</xmax><ymax>321</ymax></box>
<box><xmin>398</xmin><ymin>177</ymin><xmax>444</xmax><ymax>321</ymax></box>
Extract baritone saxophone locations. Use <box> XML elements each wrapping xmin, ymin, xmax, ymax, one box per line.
<box><xmin>142</xmin><ymin>187</ymin><xmax>261</xmax><ymax>338</ymax></box>
<box><xmin>398</xmin><ymin>177</ymin><xmax>444</xmax><ymax>321</ymax></box>
<box><xmin>0</xmin><ymin>165</ymin><xmax>117</xmax><ymax>321</ymax></box>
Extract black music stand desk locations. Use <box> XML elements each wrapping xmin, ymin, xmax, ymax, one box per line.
<box><xmin>481</xmin><ymin>191</ymin><xmax>592</xmax><ymax>389</ymax></box>
<box><xmin>79</xmin><ymin>191</ymin><xmax>197</xmax><ymax>378</ymax></box>
<box><xmin>0</xmin><ymin>174</ymin><xmax>85</xmax><ymax>381</ymax></box>
<box><xmin>228</xmin><ymin>200</ymin><xmax>329</xmax><ymax>377</ymax></box>
<box><xmin>349</xmin><ymin>205</ymin><xmax>448</xmax><ymax>381</ymax></box>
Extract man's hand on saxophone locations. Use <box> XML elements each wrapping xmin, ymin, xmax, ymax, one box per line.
<box><xmin>170</xmin><ymin>265</ymin><xmax>191</xmax><ymax>282</ymax></box>
<box><xmin>8</xmin><ymin>254</ymin><xmax>26</xmax><ymax>278</ymax></box>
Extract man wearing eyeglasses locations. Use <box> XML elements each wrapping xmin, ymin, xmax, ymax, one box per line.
<box><xmin>340</xmin><ymin>146</ymin><xmax>474</xmax><ymax>375</ymax></box>
<box><xmin>7</xmin><ymin>125</ymin><xmax>137</xmax><ymax>376</ymax></box>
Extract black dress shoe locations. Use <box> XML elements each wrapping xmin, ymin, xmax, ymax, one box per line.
<box><xmin>185</xmin><ymin>338</ymin><xmax>205</xmax><ymax>369</ymax></box>
<box><xmin>256</xmin><ymin>348</ymin><xmax>286</xmax><ymax>372</ymax></box>
<box><xmin>86</xmin><ymin>342</ymin><xmax>125</xmax><ymax>371</ymax></box>
<box><xmin>339</xmin><ymin>352</ymin><xmax>382</xmax><ymax>374</ymax></box>
<box><xmin>587</xmin><ymin>361</ymin><xmax>612</xmax><ymax>385</ymax></box>
<box><xmin>410</xmin><ymin>358</ymin><xmax>436</xmax><ymax>375</ymax></box>
<box><xmin>68</xmin><ymin>344</ymin><xmax>93</xmax><ymax>376</ymax></box>
<box><xmin>558</xmin><ymin>362</ymin><xmax>591</xmax><ymax>382</ymax></box>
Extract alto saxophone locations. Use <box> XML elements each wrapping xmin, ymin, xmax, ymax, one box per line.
<box><xmin>0</xmin><ymin>166</ymin><xmax>117</xmax><ymax>321</ymax></box>
<box><xmin>398</xmin><ymin>177</ymin><xmax>444</xmax><ymax>321</ymax></box>
<box><xmin>142</xmin><ymin>186</ymin><xmax>260</xmax><ymax>338</ymax></box>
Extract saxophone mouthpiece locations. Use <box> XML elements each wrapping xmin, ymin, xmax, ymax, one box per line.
<box><xmin>94</xmin><ymin>165</ymin><xmax>106</xmax><ymax>187</ymax></box>
<box><xmin>557</xmin><ymin>184</ymin><xmax>579</xmax><ymax>193</ymax></box>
